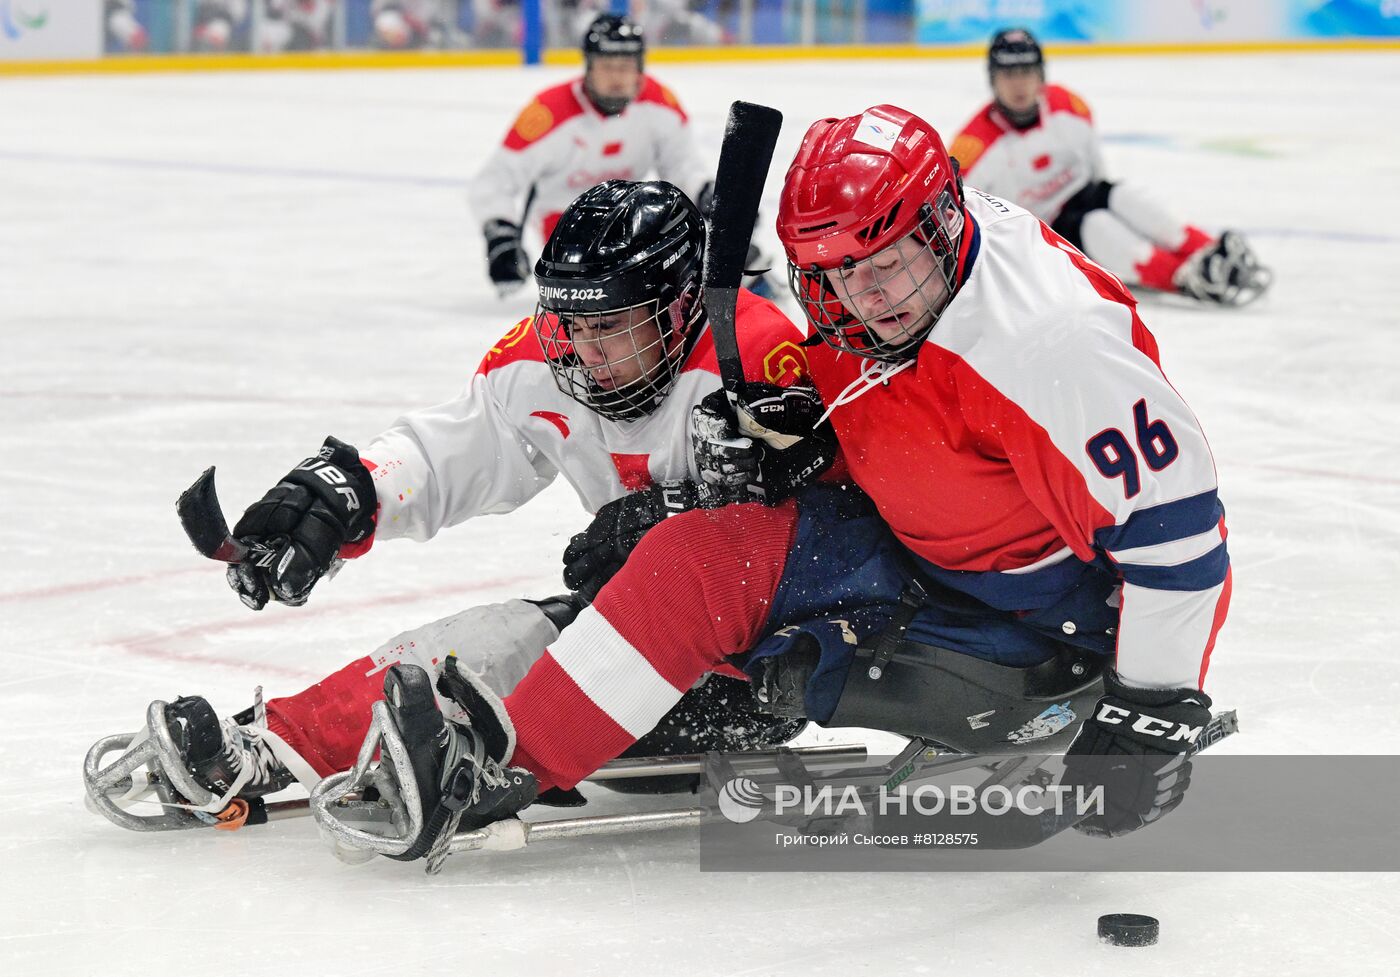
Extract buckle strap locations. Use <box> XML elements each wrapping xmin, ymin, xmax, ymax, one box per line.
<box><xmin>865</xmin><ymin>585</ymin><xmax>925</xmax><ymax>682</ymax></box>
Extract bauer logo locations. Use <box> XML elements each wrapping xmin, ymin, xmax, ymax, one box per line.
<box><xmin>717</xmin><ymin>777</ymin><xmax>765</xmax><ymax>823</ymax></box>
<box><xmin>662</xmin><ymin>242</ymin><xmax>689</xmax><ymax>270</ymax></box>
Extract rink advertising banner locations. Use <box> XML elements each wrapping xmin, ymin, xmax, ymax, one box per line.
<box><xmin>0</xmin><ymin>1</ymin><xmax>101</xmax><ymax>60</ymax></box>
<box><xmin>916</xmin><ymin>0</ymin><xmax>1400</xmax><ymax>44</ymax></box>
<box><xmin>697</xmin><ymin>754</ymin><xmax>1400</xmax><ymax>871</ymax></box>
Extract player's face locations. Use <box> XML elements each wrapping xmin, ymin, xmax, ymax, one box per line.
<box><xmin>992</xmin><ymin>66</ymin><xmax>1043</xmax><ymax>116</ymax></box>
<box><xmin>567</xmin><ymin>305</ymin><xmax>667</xmax><ymax>391</ymax></box>
<box><xmin>827</xmin><ymin>233</ymin><xmax>950</xmax><ymax>344</ymax></box>
<box><xmin>586</xmin><ymin>56</ymin><xmax>642</xmax><ymax>103</ymax></box>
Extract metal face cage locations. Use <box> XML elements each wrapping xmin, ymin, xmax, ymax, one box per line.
<box><xmin>532</xmin><ymin>289</ymin><xmax>701</xmax><ymax>422</ymax></box>
<box><xmin>790</xmin><ymin>190</ymin><xmax>965</xmax><ymax>364</ymax></box>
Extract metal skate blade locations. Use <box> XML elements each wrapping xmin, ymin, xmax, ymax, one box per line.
<box><xmin>308</xmin><ymin>700</ymin><xmax>425</xmax><ymax>858</ymax></box>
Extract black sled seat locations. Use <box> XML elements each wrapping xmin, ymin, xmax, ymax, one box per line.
<box><xmin>757</xmin><ymin>639</ymin><xmax>1105</xmax><ymax>755</ymax></box>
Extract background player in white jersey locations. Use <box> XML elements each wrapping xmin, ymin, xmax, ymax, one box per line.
<box><xmin>87</xmin><ymin>181</ymin><xmax>827</xmax><ymax>831</ymax></box>
<box><xmin>950</xmin><ymin>28</ymin><xmax>1271</xmax><ymax>306</ymax></box>
<box><xmin>295</xmin><ymin>104</ymin><xmax>1230</xmax><ymax>865</ymax></box>
<box><xmin>467</xmin><ymin>14</ymin><xmax>711</xmax><ymax>297</ymax></box>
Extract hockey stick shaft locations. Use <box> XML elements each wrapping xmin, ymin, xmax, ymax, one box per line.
<box><xmin>702</xmin><ymin>100</ymin><xmax>784</xmax><ymax>399</ymax></box>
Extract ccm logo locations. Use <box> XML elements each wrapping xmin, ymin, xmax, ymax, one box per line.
<box><xmin>296</xmin><ymin>459</ymin><xmax>361</xmax><ymax>512</ymax></box>
<box><xmin>1095</xmin><ymin>703</ymin><xmax>1202</xmax><ymax>744</ymax></box>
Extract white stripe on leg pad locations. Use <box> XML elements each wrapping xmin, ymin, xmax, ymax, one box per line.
<box><xmin>548</xmin><ymin>605</ymin><xmax>686</xmax><ymax>739</ymax></box>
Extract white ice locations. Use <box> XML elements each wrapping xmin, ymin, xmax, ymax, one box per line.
<box><xmin>3</xmin><ymin>53</ymin><xmax>1399</xmax><ymax>975</ymax></box>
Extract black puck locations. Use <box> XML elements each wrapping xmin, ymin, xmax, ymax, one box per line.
<box><xmin>1098</xmin><ymin>914</ymin><xmax>1159</xmax><ymax>947</ymax></box>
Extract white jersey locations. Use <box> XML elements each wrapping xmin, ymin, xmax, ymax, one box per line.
<box><xmin>467</xmin><ymin>76</ymin><xmax>710</xmax><ymax>247</ymax></box>
<box><xmin>950</xmin><ymin>85</ymin><xmax>1106</xmax><ymax>224</ymax></box>
<box><xmin>806</xmin><ymin>189</ymin><xmax>1230</xmax><ymax>690</ymax></box>
<box><xmin>360</xmin><ymin>291</ymin><xmax>808</xmax><ymax>542</ymax></box>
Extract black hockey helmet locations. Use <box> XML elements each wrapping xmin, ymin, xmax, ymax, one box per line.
<box><xmin>988</xmin><ymin>27</ymin><xmax>1044</xmax><ymax>77</ymax></box>
<box><xmin>533</xmin><ymin>180</ymin><xmax>706</xmax><ymax>421</ymax></box>
<box><xmin>582</xmin><ymin>14</ymin><xmax>645</xmax><ymax>116</ymax></box>
<box><xmin>583</xmin><ymin>13</ymin><xmax>645</xmax><ymax>64</ymax></box>
<box><xmin>987</xmin><ymin>28</ymin><xmax>1044</xmax><ymax>128</ymax></box>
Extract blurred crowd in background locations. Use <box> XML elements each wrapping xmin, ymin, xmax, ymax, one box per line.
<box><xmin>103</xmin><ymin>0</ymin><xmax>915</xmax><ymax>53</ymax></box>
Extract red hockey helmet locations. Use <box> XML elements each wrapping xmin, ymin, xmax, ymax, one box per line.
<box><xmin>778</xmin><ymin>105</ymin><xmax>965</xmax><ymax>362</ymax></box>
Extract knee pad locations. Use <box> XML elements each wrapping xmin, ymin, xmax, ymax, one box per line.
<box><xmin>371</xmin><ymin>598</ymin><xmax>563</xmax><ymax>702</ymax></box>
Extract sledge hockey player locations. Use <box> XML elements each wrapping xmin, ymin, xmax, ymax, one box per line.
<box><xmin>950</xmin><ymin>28</ymin><xmax>1271</xmax><ymax>306</ymax></box>
<box><xmin>304</xmin><ymin>104</ymin><xmax>1230</xmax><ymax>865</ymax></box>
<box><xmin>85</xmin><ymin>180</ymin><xmax>825</xmax><ymax>834</ymax></box>
<box><xmin>467</xmin><ymin>14</ymin><xmax>712</xmax><ymax>297</ymax></box>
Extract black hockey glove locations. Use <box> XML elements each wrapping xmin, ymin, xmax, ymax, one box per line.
<box><xmin>562</xmin><ymin>481</ymin><xmax>698</xmax><ymax>601</ymax></box>
<box><xmin>691</xmin><ymin>384</ymin><xmax>837</xmax><ymax>507</ymax></box>
<box><xmin>1061</xmin><ymin>670</ymin><xmax>1214</xmax><ymax>839</ymax></box>
<box><xmin>483</xmin><ymin>218</ymin><xmax>528</xmax><ymax>297</ymax></box>
<box><xmin>227</xmin><ymin>436</ymin><xmax>376</xmax><ymax>610</ymax></box>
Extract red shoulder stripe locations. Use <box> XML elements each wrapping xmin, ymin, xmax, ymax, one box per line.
<box><xmin>475</xmin><ymin>316</ymin><xmax>547</xmax><ymax>376</ymax></box>
<box><xmin>1044</xmin><ymin>84</ymin><xmax>1093</xmax><ymax>122</ymax></box>
<box><xmin>949</xmin><ymin>104</ymin><xmax>1004</xmax><ymax>175</ymax></box>
<box><xmin>1038</xmin><ymin>222</ymin><xmax>1135</xmax><ymax>306</ymax></box>
<box><xmin>503</xmin><ymin>82</ymin><xmax>586</xmax><ymax>151</ymax></box>
<box><xmin>735</xmin><ymin>290</ymin><xmax>809</xmax><ymax>386</ymax></box>
<box><xmin>635</xmin><ymin>75</ymin><xmax>687</xmax><ymax>122</ymax></box>
<box><xmin>682</xmin><ymin>290</ymin><xmax>808</xmax><ymax>385</ymax></box>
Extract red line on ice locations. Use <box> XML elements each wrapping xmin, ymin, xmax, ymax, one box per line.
<box><xmin>0</xmin><ymin>567</ymin><xmax>208</xmax><ymax>604</ymax></box>
<box><xmin>104</xmin><ymin>574</ymin><xmax>548</xmax><ymax>680</ymax></box>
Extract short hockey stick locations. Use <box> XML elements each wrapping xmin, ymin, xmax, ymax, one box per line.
<box><xmin>702</xmin><ymin>100</ymin><xmax>784</xmax><ymax>401</ymax></box>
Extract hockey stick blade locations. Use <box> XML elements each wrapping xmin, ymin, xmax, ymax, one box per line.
<box><xmin>177</xmin><ymin>467</ymin><xmax>251</xmax><ymax>563</ymax></box>
<box><xmin>702</xmin><ymin>100</ymin><xmax>783</xmax><ymax>397</ymax></box>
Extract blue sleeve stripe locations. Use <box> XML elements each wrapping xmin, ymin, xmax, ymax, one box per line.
<box><xmin>1095</xmin><ymin>490</ymin><xmax>1223</xmax><ymax>553</ymax></box>
<box><xmin>1116</xmin><ymin>541</ymin><xmax>1230</xmax><ymax>592</ymax></box>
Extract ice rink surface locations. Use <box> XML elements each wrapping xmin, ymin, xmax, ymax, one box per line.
<box><xmin>4</xmin><ymin>52</ymin><xmax>1400</xmax><ymax>975</ymax></box>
